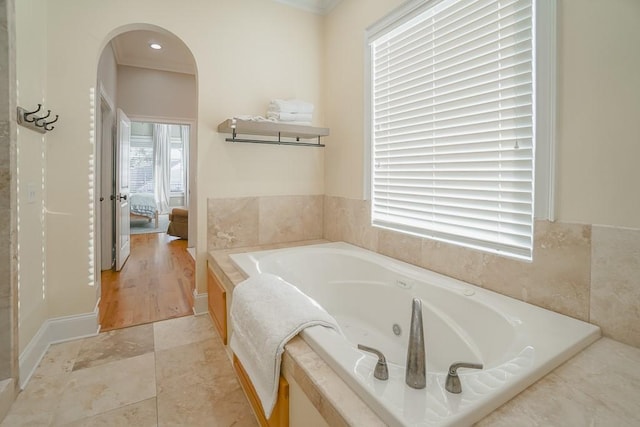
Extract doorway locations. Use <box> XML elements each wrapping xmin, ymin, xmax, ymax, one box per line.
<box><xmin>128</xmin><ymin>120</ymin><xmax>190</xmax><ymax>237</ymax></box>
<box><xmin>95</xmin><ymin>27</ymin><xmax>197</xmax><ymax>331</ymax></box>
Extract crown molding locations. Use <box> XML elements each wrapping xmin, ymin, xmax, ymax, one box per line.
<box><xmin>273</xmin><ymin>0</ymin><xmax>342</xmax><ymax>15</ymax></box>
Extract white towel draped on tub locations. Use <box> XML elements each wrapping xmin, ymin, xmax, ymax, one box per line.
<box><xmin>230</xmin><ymin>273</ymin><xmax>340</xmax><ymax>418</ymax></box>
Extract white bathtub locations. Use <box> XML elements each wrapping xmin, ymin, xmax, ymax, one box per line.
<box><xmin>230</xmin><ymin>242</ymin><xmax>600</xmax><ymax>426</ymax></box>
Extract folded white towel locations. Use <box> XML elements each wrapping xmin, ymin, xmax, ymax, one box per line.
<box><xmin>266</xmin><ymin>112</ymin><xmax>313</xmax><ymax>122</ymax></box>
<box><xmin>230</xmin><ymin>273</ymin><xmax>340</xmax><ymax>418</ymax></box>
<box><xmin>233</xmin><ymin>115</ymin><xmax>274</xmax><ymax>122</ymax></box>
<box><xmin>268</xmin><ymin>99</ymin><xmax>314</xmax><ymax>114</ymax></box>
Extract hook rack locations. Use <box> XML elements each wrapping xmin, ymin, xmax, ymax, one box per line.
<box><xmin>17</xmin><ymin>104</ymin><xmax>59</xmax><ymax>134</ymax></box>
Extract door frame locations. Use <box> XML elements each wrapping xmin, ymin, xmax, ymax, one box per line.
<box><xmin>97</xmin><ymin>83</ymin><xmax>116</xmax><ymax>274</ymax></box>
<box><xmin>115</xmin><ymin>108</ymin><xmax>132</xmax><ymax>271</ymax></box>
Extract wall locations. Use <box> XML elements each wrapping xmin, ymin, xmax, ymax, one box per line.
<box><xmin>41</xmin><ymin>0</ymin><xmax>324</xmax><ymax>317</ymax></box>
<box><xmin>324</xmin><ymin>1</ymin><xmax>640</xmax><ymax>230</ymax></box>
<box><xmin>322</xmin><ymin>0</ymin><xmax>640</xmax><ymax>348</ymax></box>
<box><xmin>556</xmin><ymin>0</ymin><xmax>640</xmax><ymax>227</ymax></box>
<box><xmin>0</xmin><ymin>0</ymin><xmax>18</xmax><ymax>415</ymax></box>
<box><xmin>116</xmin><ymin>65</ymin><xmax>196</xmax><ymax>120</ymax></box>
<box><xmin>15</xmin><ymin>0</ymin><xmax>47</xmax><ymax>355</ymax></box>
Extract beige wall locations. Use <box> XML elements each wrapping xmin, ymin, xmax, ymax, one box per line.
<box><xmin>323</xmin><ymin>0</ymin><xmax>402</xmax><ymax>200</ymax></box>
<box><xmin>556</xmin><ymin>0</ymin><xmax>640</xmax><ymax>228</ymax></box>
<box><xmin>116</xmin><ymin>65</ymin><xmax>196</xmax><ymax>120</ymax></box>
<box><xmin>15</xmin><ymin>0</ymin><xmax>47</xmax><ymax>353</ymax></box>
<box><xmin>324</xmin><ymin>0</ymin><xmax>640</xmax><ymax>229</ymax></box>
<box><xmin>41</xmin><ymin>0</ymin><xmax>325</xmax><ymax>313</ymax></box>
<box><xmin>97</xmin><ymin>44</ymin><xmax>117</xmax><ymax>106</ymax></box>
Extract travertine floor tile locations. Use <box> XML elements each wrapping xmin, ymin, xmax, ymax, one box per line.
<box><xmin>157</xmin><ymin>377</ymin><xmax>256</xmax><ymax>427</ymax></box>
<box><xmin>153</xmin><ymin>314</ymin><xmax>214</xmax><ymax>351</ymax></box>
<box><xmin>32</xmin><ymin>340</ymin><xmax>83</xmax><ymax>379</ymax></box>
<box><xmin>0</xmin><ymin>373</ymin><xmax>68</xmax><ymax>427</ymax></box>
<box><xmin>51</xmin><ymin>352</ymin><xmax>156</xmax><ymax>425</ymax></box>
<box><xmin>63</xmin><ymin>398</ymin><xmax>157</xmax><ymax>427</ymax></box>
<box><xmin>73</xmin><ymin>323</ymin><xmax>154</xmax><ymax>371</ymax></box>
<box><xmin>155</xmin><ymin>338</ymin><xmax>230</xmax><ymax>392</ymax></box>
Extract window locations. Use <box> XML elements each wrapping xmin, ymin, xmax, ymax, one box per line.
<box><xmin>130</xmin><ymin>130</ymin><xmax>154</xmax><ymax>194</ymax></box>
<box><xmin>129</xmin><ymin>122</ymin><xmax>189</xmax><ymax>196</ymax></box>
<box><xmin>367</xmin><ymin>0</ymin><xmax>554</xmax><ymax>260</ymax></box>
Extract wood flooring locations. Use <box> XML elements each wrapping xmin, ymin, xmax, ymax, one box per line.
<box><xmin>99</xmin><ymin>233</ymin><xmax>195</xmax><ymax>331</ymax></box>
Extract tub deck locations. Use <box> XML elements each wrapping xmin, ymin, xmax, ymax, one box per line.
<box><xmin>208</xmin><ymin>240</ymin><xmax>640</xmax><ymax>426</ymax></box>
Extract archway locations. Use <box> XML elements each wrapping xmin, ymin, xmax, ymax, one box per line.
<box><xmin>95</xmin><ymin>24</ymin><xmax>198</xmax><ymax>330</ymax></box>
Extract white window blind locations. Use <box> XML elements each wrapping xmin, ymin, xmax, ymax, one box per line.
<box><xmin>130</xmin><ymin>135</ymin><xmax>154</xmax><ymax>193</ymax></box>
<box><xmin>370</xmin><ymin>0</ymin><xmax>534</xmax><ymax>260</ymax></box>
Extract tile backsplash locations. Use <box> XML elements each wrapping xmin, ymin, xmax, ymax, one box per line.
<box><xmin>207</xmin><ymin>195</ymin><xmax>323</xmax><ymax>250</ymax></box>
<box><xmin>208</xmin><ymin>194</ymin><xmax>640</xmax><ymax>349</ymax></box>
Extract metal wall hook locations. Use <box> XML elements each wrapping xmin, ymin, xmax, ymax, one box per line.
<box><xmin>23</xmin><ymin>104</ymin><xmax>42</xmax><ymax>122</ymax></box>
<box><xmin>44</xmin><ymin>115</ymin><xmax>59</xmax><ymax>131</ymax></box>
<box><xmin>17</xmin><ymin>104</ymin><xmax>59</xmax><ymax>134</ymax></box>
<box><xmin>34</xmin><ymin>110</ymin><xmax>52</xmax><ymax>127</ymax></box>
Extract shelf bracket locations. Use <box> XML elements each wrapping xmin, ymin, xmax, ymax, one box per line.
<box><xmin>226</xmin><ymin>129</ymin><xmax>325</xmax><ymax>147</ymax></box>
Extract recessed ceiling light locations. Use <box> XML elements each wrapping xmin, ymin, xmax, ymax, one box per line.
<box><xmin>149</xmin><ymin>43</ymin><xmax>162</xmax><ymax>50</ymax></box>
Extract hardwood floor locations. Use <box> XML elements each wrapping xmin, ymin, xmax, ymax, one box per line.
<box><xmin>99</xmin><ymin>233</ymin><xmax>195</xmax><ymax>331</ymax></box>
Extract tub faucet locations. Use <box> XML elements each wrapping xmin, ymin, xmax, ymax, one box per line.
<box><xmin>406</xmin><ymin>298</ymin><xmax>426</xmax><ymax>389</ymax></box>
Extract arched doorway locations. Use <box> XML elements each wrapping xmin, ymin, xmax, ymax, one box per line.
<box><xmin>95</xmin><ymin>25</ymin><xmax>198</xmax><ymax>330</ymax></box>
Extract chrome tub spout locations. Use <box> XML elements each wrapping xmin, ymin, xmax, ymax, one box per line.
<box><xmin>406</xmin><ymin>298</ymin><xmax>426</xmax><ymax>389</ymax></box>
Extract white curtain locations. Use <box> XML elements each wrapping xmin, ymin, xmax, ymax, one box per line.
<box><xmin>153</xmin><ymin>124</ymin><xmax>171</xmax><ymax>213</ymax></box>
<box><xmin>181</xmin><ymin>125</ymin><xmax>190</xmax><ymax>208</ymax></box>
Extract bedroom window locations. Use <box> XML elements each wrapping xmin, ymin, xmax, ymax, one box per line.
<box><xmin>365</xmin><ymin>0</ymin><xmax>555</xmax><ymax>261</ymax></box>
<box><xmin>129</xmin><ymin>122</ymin><xmax>189</xmax><ymax>198</ymax></box>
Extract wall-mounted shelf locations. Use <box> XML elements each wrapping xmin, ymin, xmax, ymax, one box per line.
<box><xmin>218</xmin><ymin>118</ymin><xmax>329</xmax><ymax>147</ymax></box>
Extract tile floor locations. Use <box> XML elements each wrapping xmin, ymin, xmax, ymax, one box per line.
<box><xmin>1</xmin><ymin>315</ymin><xmax>258</xmax><ymax>427</ymax></box>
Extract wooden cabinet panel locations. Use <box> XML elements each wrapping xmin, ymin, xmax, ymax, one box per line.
<box><xmin>207</xmin><ymin>265</ymin><xmax>227</xmax><ymax>344</ymax></box>
<box><xmin>234</xmin><ymin>355</ymin><xmax>289</xmax><ymax>427</ymax></box>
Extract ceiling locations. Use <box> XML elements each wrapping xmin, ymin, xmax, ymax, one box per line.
<box><xmin>110</xmin><ymin>30</ymin><xmax>196</xmax><ymax>75</ymax></box>
<box><xmin>109</xmin><ymin>1</ymin><xmax>342</xmax><ymax>75</ymax></box>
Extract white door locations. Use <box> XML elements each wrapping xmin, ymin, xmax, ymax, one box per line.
<box><xmin>115</xmin><ymin>109</ymin><xmax>131</xmax><ymax>271</ymax></box>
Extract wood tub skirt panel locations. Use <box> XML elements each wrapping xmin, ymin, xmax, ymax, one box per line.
<box><xmin>233</xmin><ymin>355</ymin><xmax>289</xmax><ymax>427</ymax></box>
<box><xmin>207</xmin><ymin>264</ymin><xmax>227</xmax><ymax>344</ymax></box>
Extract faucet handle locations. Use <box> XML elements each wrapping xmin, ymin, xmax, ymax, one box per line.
<box><xmin>445</xmin><ymin>361</ymin><xmax>483</xmax><ymax>394</ymax></box>
<box><xmin>358</xmin><ymin>344</ymin><xmax>389</xmax><ymax>380</ymax></box>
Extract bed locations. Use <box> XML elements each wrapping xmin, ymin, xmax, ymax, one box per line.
<box><xmin>129</xmin><ymin>193</ymin><xmax>159</xmax><ymax>228</ymax></box>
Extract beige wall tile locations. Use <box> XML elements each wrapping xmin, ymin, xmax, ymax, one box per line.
<box><xmin>259</xmin><ymin>195</ymin><xmax>305</xmax><ymax>244</ymax></box>
<box><xmin>302</xmin><ymin>195</ymin><xmax>324</xmax><ymax>241</ymax></box>
<box><xmin>208</xmin><ymin>197</ymin><xmax>259</xmax><ymax>250</ymax></box>
<box><xmin>477</xmin><ymin>221</ymin><xmax>591</xmax><ymax>321</ymax></box>
<box><xmin>323</xmin><ymin>196</ymin><xmax>377</xmax><ymax>251</ymax></box>
<box><xmin>258</xmin><ymin>195</ymin><xmax>323</xmax><ymax>245</ymax></box>
<box><xmin>378</xmin><ymin>228</ymin><xmax>422</xmax><ymax>266</ymax></box>
<box><xmin>591</xmin><ymin>226</ymin><xmax>640</xmax><ymax>347</ymax></box>
<box><xmin>419</xmin><ymin>238</ymin><xmax>485</xmax><ymax>284</ymax></box>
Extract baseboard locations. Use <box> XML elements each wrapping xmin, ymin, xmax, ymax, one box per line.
<box><xmin>0</xmin><ymin>378</ymin><xmax>16</xmax><ymax>423</ymax></box>
<box><xmin>193</xmin><ymin>291</ymin><xmax>208</xmax><ymax>315</ymax></box>
<box><xmin>19</xmin><ymin>311</ymin><xmax>99</xmax><ymax>389</ymax></box>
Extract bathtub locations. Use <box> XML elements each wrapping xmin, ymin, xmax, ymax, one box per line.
<box><xmin>230</xmin><ymin>242</ymin><xmax>600</xmax><ymax>426</ymax></box>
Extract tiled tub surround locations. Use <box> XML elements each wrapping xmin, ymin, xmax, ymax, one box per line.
<box><xmin>207</xmin><ymin>195</ymin><xmax>323</xmax><ymax>251</ymax></box>
<box><xmin>209</xmin><ymin>242</ymin><xmax>640</xmax><ymax>426</ymax></box>
<box><xmin>208</xmin><ymin>195</ymin><xmax>640</xmax><ymax>349</ymax></box>
<box><xmin>324</xmin><ymin>195</ymin><xmax>640</xmax><ymax>349</ymax></box>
